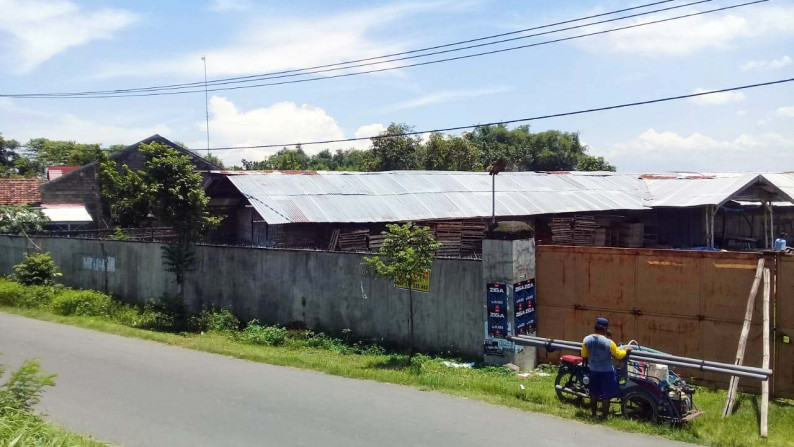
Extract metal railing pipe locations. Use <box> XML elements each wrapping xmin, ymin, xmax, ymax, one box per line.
<box><xmin>629</xmin><ymin>355</ymin><xmax>768</xmax><ymax>381</ymax></box>
<box><xmin>627</xmin><ymin>350</ymin><xmax>772</xmax><ymax>377</ymax></box>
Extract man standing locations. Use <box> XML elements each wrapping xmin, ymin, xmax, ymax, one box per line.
<box><xmin>581</xmin><ymin>317</ymin><xmax>632</xmax><ymax>418</ymax></box>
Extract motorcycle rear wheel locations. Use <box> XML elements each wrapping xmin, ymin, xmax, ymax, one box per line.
<box><xmin>555</xmin><ymin>368</ymin><xmax>587</xmax><ymax>403</ymax></box>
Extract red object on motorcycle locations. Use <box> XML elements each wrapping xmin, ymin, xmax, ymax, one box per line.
<box><xmin>560</xmin><ymin>355</ymin><xmax>583</xmax><ymax>364</ymax></box>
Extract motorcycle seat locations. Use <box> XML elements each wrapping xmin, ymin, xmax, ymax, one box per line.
<box><xmin>560</xmin><ymin>355</ymin><xmax>583</xmax><ymax>365</ymax></box>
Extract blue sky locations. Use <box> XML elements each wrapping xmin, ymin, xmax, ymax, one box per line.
<box><xmin>0</xmin><ymin>0</ymin><xmax>792</xmax><ymax>171</ymax></box>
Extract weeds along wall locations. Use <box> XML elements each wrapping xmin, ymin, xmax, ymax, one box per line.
<box><xmin>0</xmin><ymin>236</ymin><xmax>484</xmax><ymax>357</ymax></box>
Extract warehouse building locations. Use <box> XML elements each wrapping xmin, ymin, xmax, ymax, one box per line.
<box><xmin>202</xmin><ymin>170</ymin><xmax>794</xmax><ymax>254</ymax></box>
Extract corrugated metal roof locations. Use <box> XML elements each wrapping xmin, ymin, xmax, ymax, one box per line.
<box><xmin>644</xmin><ymin>173</ymin><xmax>760</xmax><ymax>207</ymax></box>
<box><xmin>223</xmin><ymin>171</ymin><xmax>794</xmax><ymax>225</ymax></box>
<box><xmin>40</xmin><ymin>204</ymin><xmax>93</xmax><ymax>223</ymax></box>
<box><xmin>761</xmin><ymin>173</ymin><xmax>794</xmax><ymax>203</ymax></box>
<box><xmin>227</xmin><ymin>171</ymin><xmax>647</xmax><ymax>225</ymax></box>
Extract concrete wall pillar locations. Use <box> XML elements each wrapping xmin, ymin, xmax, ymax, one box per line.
<box><xmin>482</xmin><ymin>229</ymin><xmax>537</xmax><ymax>371</ymax></box>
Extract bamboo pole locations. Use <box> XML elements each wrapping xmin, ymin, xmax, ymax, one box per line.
<box><xmin>761</xmin><ymin>267</ymin><xmax>771</xmax><ymax>437</ymax></box>
<box><xmin>723</xmin><ymin>257</ymin><xmax>765</xmax><ymax>417</ymax></box>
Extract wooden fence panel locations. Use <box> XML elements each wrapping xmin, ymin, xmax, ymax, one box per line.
<box><xmin>775</xmin><ymin>255</ymin><xmax>794</xmax><ymax>398</ymax></box>
<box><xmin>536</xmin><ymin>245</ymin><xmax>786</xmax><ymax>396</ymax></box>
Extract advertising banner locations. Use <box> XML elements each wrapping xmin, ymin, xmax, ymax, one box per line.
<box><xmin>394</xmin><ymin>270</ymin><xmax>430</xmax><ymax>292</ymax></box>
<box><xmin>513</xmin><ymin>279</ymin><xmax>536</xmax><ymax>335</ymax></box>
<box><xmin>487</xmin><ymin>283</ymin><xmax>508</xmax><ymax>338</ymax></box>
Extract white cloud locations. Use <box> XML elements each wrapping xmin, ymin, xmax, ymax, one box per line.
<box><xmin>207</xmin><ymin>0</ymin><xmax>250</xmax><ymax>12</ymax></box>
<box><xmin>581</xmin><ymin>5</ymin><xmax>794</xmax><ymax>57</ymax></box>
<box><xmin>604</xmin><ymin>128</ymin><xmax>794</xmax><ymax>171</ymax></box>
<box><xmin>0</xmin><ymin>0</ymin><xmax>138</xmax><ymax>73</ymax></box>
<box><xmin>777</xmin><ymin>106</ymin><xmax>794</xmax><ymax>118</ymax></box>
<box><xmin>97</xmin><ymin>2</ymin><xmax>460</xmax><ymax>79</ymax></box>
<box><xmin>0</xmin><ymin>99</ymin><xmax>170</xmax><ymax>145</ymax></box>
<box><xmin>736</xmin><ymin>110</ymin><xmax>747</xmax><ymax>117</ymax></box>
<box><xmin>390</xmin><ymin>87</ymin><xmax>512</xmax><ymax>110</ymax></box>
<box><xmin>200</xmin><ymin>96</ymin><xmax>381</xmax><ymax>165</ymax></box>
<box><xmin>354</xmin><ymin>123</ymin><xmax>387</xmax><ymax>139</ymax></box>
<box><xmin>742</xmin><ymin>55</ymin><xmax>792</xmax><ymax>71</ymax></box>
<box><xmin>688</xmin><ymin>88</ymin><xmax>745</xmax><ymax>106</ymax></box>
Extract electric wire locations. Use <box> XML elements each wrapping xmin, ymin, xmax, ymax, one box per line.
<box><xmin>190</xmin><ymin>77</ymin><xmax>794</xmax><ymax>151</ymax></box>
<box><xmin>2</xmin><ymin>0</ymin><xmax>766</xmax><ymax>99</ymax></box>
<box><xmin>4</xmin><ymin>0</ymin><xmax>685</xmax><ymax>96</ymax></box>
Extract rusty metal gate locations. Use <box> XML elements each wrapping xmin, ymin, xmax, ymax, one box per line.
<box><xmin>536</xmin><ymin>245</ymin><xmax>792</xmax><ymax>398</ymax></box>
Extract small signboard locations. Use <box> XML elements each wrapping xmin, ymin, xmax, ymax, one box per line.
<box><xmin>513</xmin><ymin>279</ymin><xmax>536</xmax><ymax>335</ymax></box>
<box><xmin>395</xmin><ymin>270</ymin><xmax>431</xmax><ymax>292</ymax></box>
<box><xmin>487</xmin><ymin>283</ymin><xmax>508</xmax><ymax>338</ymax></box>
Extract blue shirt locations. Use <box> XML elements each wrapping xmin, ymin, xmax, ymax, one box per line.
<box><xmin>774</xmin><ymin>238</ymin><xmax>787</xmax><ymax>250</ymax></box>
<box><xmin>582</xmin><ymin>334</ymin><xmax>627</xmax><ymax>372</ymax></box>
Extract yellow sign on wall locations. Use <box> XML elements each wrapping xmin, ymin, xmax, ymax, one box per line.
<box><xmin>395</xmin><ymin>270</ymin><xmax>431</xmax><ymax>292</ymax></box>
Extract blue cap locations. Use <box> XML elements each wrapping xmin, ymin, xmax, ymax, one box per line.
<box><xmin>596</xmin><ymin>317</ymin><xmax>609</xmax><ymax>329</ymax></box>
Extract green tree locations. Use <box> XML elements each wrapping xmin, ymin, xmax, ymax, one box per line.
<box><xmin>422</xmin><ymin>133</ymin><xmax>482</xmax><ymax>171</ymax></box>
<box><xmin>98</xmin><ymin>158</ymin><xmax>149</xmax><ymax>227</ymax></box>
<box><xmin>0</xmin><ymin>134</ymin><xmax>21</xmax><ymax>177</ymax></box>
<box><xmin>0</xmin><ymin>206</ymin><xmax>50</xmax><ymax>234</ymax></box>
<box><xmin>577</xmin><ymin>154</ymin><xmax>616</xmax><ymax>172</ymax></box>
<box><xmin>368</xmin><ymin>124</ymin><xmax>423</xmax><ymax>171</ymax></box>
<box><xmin>140</xmin><ymin>143</ymin><xmax>221</xmax><ymax>297</ymax></box>
<box><xmin>99</xmin><ymin>142</ymin><xmax>220</xmax><ymax>297</ymax></box>
<box><xmin>364</xmin><ymin>223</ymin><xmax>439</xmax><ymax>355</ymax></box>
<box><xmin>202</xmin><ymin>153</ymin><xmax>225</xmax><ymax>169</ymax></box>
<box><xmin>24</xmin><ymin>138</ymin><xmax>106</xmax><ymax>168</ymax></box>
<box><xmin>465</xmin><ymin>124</ymin><xmax>530</xmax><ymax>170</ymax></box>
<box><xmin>268</xmin><ymin>146</ymin><xmax>311</xmax><ymax>170</ymax></box>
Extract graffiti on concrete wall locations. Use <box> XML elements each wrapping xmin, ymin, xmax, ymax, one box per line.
<box><xmin>82</xmin><ymin>256</ymin><xmax>115</xmax><ymax>272</ymax></box>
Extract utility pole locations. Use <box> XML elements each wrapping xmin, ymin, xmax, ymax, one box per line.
<box><xmin>488</xmin><ymin>159</ymin><xmax>506</xmax><ymax>230</ymax></box>
<box><xmin>202</xmin><ymin>56</ymin><xmax>210</xmax><ymax>156</ymax></box>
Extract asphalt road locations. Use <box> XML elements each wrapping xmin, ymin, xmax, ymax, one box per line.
<box><xmin>0</xmin><ymin>312</ymin><xmax>691</xmax><ymax>447</ymax></box>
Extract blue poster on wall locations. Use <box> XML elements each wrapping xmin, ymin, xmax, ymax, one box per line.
<box><xmin>514</xmin><ymin>279</ymin><xmax>536</xmax><ymax>335</ymax></box>
<box><xmin>487</xmin><ymin>283</ymin><xmax>508</xmax><ymax>339</ymax></box>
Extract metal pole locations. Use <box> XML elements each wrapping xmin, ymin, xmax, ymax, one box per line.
<box><xmin>509</xmin><ymin>335</ymin><xmax>772</xmax><ymax>380</ymax></box>
<box><xmin>202</xmin><ymin>56</ymin><xmax>210</xmax><ymax>156</ymax></box>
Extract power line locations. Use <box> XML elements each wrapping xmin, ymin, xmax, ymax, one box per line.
<box><xmin>99</xmin><ymin>0</ymin><xmax>718</xmax><ymax>94</ymax></box>
<box><xmin>197</xmin><ymin>77</ymin><xmax>794</xmax><ymax>151</ymax></box>
<box><xmin>4</xmin><ymin>0</ymin><xmax>683</xmax><ymax>96</ymax></box>
<box><xmin>3</xmin><ymin>0</ymin><xmax>765</xmax><ymax>99</ymax></box>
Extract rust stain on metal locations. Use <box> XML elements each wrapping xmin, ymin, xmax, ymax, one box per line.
<box><xmin>713</xmin><ymin>263</ymin><xmax>757</xmax><ymax>270</ymax></box>
<box><xmin>647</xmin><ymin>260</ymin><xmax>684</xmax><ymax>267</ymax></box>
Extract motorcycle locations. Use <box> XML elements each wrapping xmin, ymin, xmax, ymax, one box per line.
<box><xmin>554</xmin><ymin>348</ymin><xmax>702</xmax><ymax>423</ymax></box>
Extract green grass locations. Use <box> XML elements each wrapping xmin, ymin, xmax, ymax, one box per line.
<box><xmin>2</xmin><ymin>306</ymin><xmax>792</xmax><ymax>447</ymax></box>
<box><xmin>0</xmin><ymin>409</ymin><xmax>107</xmax><ymax>447</ymax></box>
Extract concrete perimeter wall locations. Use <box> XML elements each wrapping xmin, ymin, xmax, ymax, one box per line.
<box><xmin>0</xmin><ymin>236</ymin><xmax>484</xmax><ymax>357</ymax></box>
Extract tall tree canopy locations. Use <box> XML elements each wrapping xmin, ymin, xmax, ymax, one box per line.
<box><xmin>237</xmin><ymin>123</ymin><xmax>614</xmax><ymax>173</ymax></box>
<box><xmin>0</xmin><ymin>134</ymin><xmax>21</xmax><ymax>178</ymax></box>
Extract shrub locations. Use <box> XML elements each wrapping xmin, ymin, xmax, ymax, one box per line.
<box><xmin>0</xmin><ymin>280</ymin><xmax>59</xmax><ymax>309</ymax></box>
<box><xmin>243</xmin><ymin>320</ymin><xmax>287</xmax><ymax>346</ymax></box>
<box><xmin>111</xmin><ymin>303</ymin><xmax>160</xmax><ymax>328</ymax></box>
<box><xmin>0</xmin><ymin>359</ymin><xmax>56</xmax><ymax>413</ymax></box>
<box><xmin>144</xmin><ymin>296</ymin><xmax>189</xmax><ymax>332</ymax></box>
<box><xmin>108</xmin><ymin>227</ymin><xmax>130</xmax><ymax>240</ymax></box>
<box><xmin>51</xmin><ymin>290</ymin><xmax>113</xmax><ymax>317</ymax></box>
<box><xmin>15</xmin><ymin>285</ymin><xmax>59</xmax><ymax>309</ymax></box>
<box><xmin>190</xmin><ymin>308</ymin><xmax>240</xmax><ymax>333</ymax></box>
<box><xmin>12</xmin><ymin>253</ymin><xmax>61</xmax><ymax>286</ymax></box>
<box><xmin>0</xmin><ymin>280</ymin><xmax>26</xmax><ymax>306</ymax></box>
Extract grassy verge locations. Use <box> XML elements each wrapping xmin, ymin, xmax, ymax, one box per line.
<box><xmin>1</xmin><ymin>277</ymin><xmax>792</xmax><ymax>447</ymax></box>
<box><xmin>0</xmin><ymin>410</ymin><xmax>108</xmax><ymax>447</ymax></box>
<box><xmin>3</xmin><ymin>306</ymin><xmax>792</xmax><ymax>447</ymax></box>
